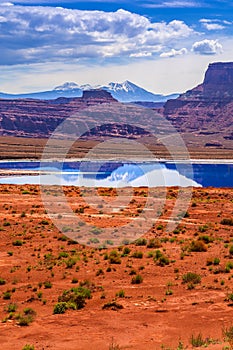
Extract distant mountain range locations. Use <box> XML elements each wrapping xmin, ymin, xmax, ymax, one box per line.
<box><xmin>0</xmin><ymin>80</ymin><xmax>178</xmax><ymax>103</ymax></box>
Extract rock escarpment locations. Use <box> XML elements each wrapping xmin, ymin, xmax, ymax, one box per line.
<box><xmin>163</xmin><ymin>62</ymin><xmax>233</xmax><ymax>137</ymax></box>
<box><xmin>0</xmin><ymin>90</ymin><xmax>118</xmax><ymax>138</ymax></box>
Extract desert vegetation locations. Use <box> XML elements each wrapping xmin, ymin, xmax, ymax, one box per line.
<box><xmin>0</xmin><ymin>185</ymin><xmax>232</xmax><ymax>349</ymax></box>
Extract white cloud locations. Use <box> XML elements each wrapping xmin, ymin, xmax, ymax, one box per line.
<box><xmin>144</xmin><ymin>0</ymin><xmax>201</xmax><ymax>8</ymax></box>
<box><xmin>0</xmin><ymin>2</ymin><xmax>13</xmax><ymax>6</ymax></box>
<box><xmin>203</xmin><ymin>23</ymin><xmax>225</xmax><ymax>30</ymax></box>
<box><xmin>160</xmin><ymin>47</ymin><xmax>187</xmax><ymax>57</ymax></box>
<box><xmin>199</xmin><ymin>19</ymin><xmax>226</xmax><ymax>30</ymax></box>
<box><xmin>130</xmin><ymin>52</ymin><xmax>152</xmax><ymax>57</ymax></box>
<box><xmin>0</xmin><ymin>4</ymin><xmax>194</xmax><ymax>65</ymax></box>
<box><xmin>192</xmin><ymin>39</ymin><xmax>223</xmax><ymax>55</ymax></box>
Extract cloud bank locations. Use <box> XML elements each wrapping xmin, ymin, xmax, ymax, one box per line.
<box><xmin>0</xmin><ymin>3</ymin><xmax>194</xmax><ymax>65</ymax></box>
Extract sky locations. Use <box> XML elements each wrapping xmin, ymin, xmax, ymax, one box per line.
<box><xmin>0</xmin><ymin>0</ymin><xmax>233</xmax><ymax>94</ymax></box>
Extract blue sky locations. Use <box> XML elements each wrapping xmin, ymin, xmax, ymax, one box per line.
<box><xmin>0</xmin><ymin>0</ymin><xmax>233</xmax><ymax>94</ymax></box>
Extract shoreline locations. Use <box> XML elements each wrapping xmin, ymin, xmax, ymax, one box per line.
<box><xmin>0</xmin><ymin>158</ymin><xmax>233</xmax><ymax>164</ymax></box>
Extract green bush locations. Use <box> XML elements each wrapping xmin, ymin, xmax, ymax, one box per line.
<box><xmin>65</xmin><ymin>258</ymin><xmax>76</xmax><ymax>269</ymax></box>
<box><xmin>122</xmin><ymin>247</ymin><xmax>131</xmax><ymax>256</ymax></box>
<box><xmin>53</xmin><ymin>302</ymin><xmax>68</xmax><ymax>314</ymax></box>
<box><xmin>190</xmin><ymin>333</ymin><xmax>206</xmax><ymax>347</ymax></box>
<box><xmin>43</xmin><ymin>281</ymin><xmax>52</xmax><ymax>289</ymax></box>
<box><xmin>153</xmin><ymin>250</ymin><xmax>169</xmax><ymax>266</ymax></box>
<box><xmin>15</xmin><ymin>308</ymin><xmax>36</xmax><ymax>326</ymax></box>
<box><xmin>12</xmin><ymin>240</ymin><xmax>23</xmax><ymax>246</ymax></box>
<box><xmin>134</xmin><ymin>238</ymin><xmax>147</xmax><ymax>246</ymax></box>
<box><xmin>3</xmin><ymin>291</ymin><xmax>11</xmax><ymax>300</ymax></box>
<box><xmin>7</xmin><ymin>303</ymin><xmax>17</xmax><ymax>312</ymax></box>
<box><xmin>109</xmin><ymin>250</ymin><xmax>121</xmax><ymax>264</ymax></box>
<box><xmin>22</xmin><ymin>345</ymin><xmax>35</xmax><ymax>350</ymax></box>
<box><xmin>131</xmin><ymin>251</ymin><xmax>143</xmax><ymax>259</ymax></box>
<box><xmin>225</xmin><ymin>261</ymin><xmax>233</xmax><ymax>273</ymax></box>
<box><xmin>54</xmin><ymin>286</ymin><xmax>92</xmax><ymax>314</ymax></box>
<box><xmin>229</xmin><ymin>245</ymin><xmax>233</xmax><ymax>256</ymax></box>
<box><xmin>182</xmin><ymin>272</ymin><xmax>201</xmax><ymax>284</ymax></box>
<box><xmin>58</xmin><ymin>251</ymin><xmax>69</xmax><ymax>259</ymax></box>
<box><xmin>189</xmin><ymin>240</ymin><xmax>207</xmax><ymax>252</ymax></box>
<box><xmin>198</xmin><ymin>235</ymin><xmax>213</xmax><ymax>244</ymax></box>
<box><xmin>131</xmin><ymin>274</ymin><xmax>143</xmax><ymax>284</ymax></box>
<box><xmin>147</xmin><ymin>238</ymin><xmax>161</xmax><ymax>248</ymax></box>
<box><xmin>116</xmin><ymin>289</ymin><xmax>125</xmax><ymax>298</ymax></box>
<box><xmin>0</xmin><ymin>278</ymin><xmax>6</xmax><ymax>285</ymax></box>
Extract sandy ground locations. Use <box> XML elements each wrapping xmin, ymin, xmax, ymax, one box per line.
<box><xmin>0</xmin><ymin>185</ymin><xmax>232</xmax><ymax>349</ymax></box>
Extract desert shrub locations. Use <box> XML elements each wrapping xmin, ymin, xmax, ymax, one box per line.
<box><xmin>53</xmin><ymin>302</ymin><xmax>68</xmax><ymax>314</ymax></box>
<box><xmin>198</xmin><ymin>235</ymin><xmax>213</xmax><ymax>244</ymax></box>
<box><xmin>12</xmin><ymin>240</ymin><xmax>23</xmax><ymax>246</ymax></box>
<box><xmin>222</xmin><ymin>325</ymin><xmax>233</xmax><ymax>348</ymax></box>
<box><xmin>102</xmin><ymin>302</ymin><xmax>123</xmax><ymax>310</ymax></box>
<box><xmin>7</xmin><ymin>303</ymin><xmax>17</xmax><ymax>312</ymax></box>
<box><xmin>189</xmin><ymin>240</ymin><xmax>207</xmax><ymax>252</ymax></box>
<box><xmin>96</xmin><ymin>268</ymin><xmax>104</xmax><ymax>276</ymax></box>
<box><xmin>173</xmin><ymin>228</ymin><xmax>181</xmax><ymax>234</ymax></box>
<box><xmin>55</xmin><ymin>286</ymin><xmax>92</xmax><ymax>313</ymax></box>
<box><xmin>58</xmin><ymin>252</ymin><xmax>69</xmax><ymax>259</ymax></box>
<box><xmin>15</xmin><ymin>308</ymin><xmax>36</xmax><ymax>326</ymax></box>
<box><xmin>22</xmin><ymin>190</ymin><xmax>31</xmax><ymax>195</ymax></box>
<box><xmin>90</xmin><ymin>227</ymin><xmax>103</xmax><ymax>235</ymax></box>
<box><xmin>147</xmin><ymin>238</ymin><xmax>161</xmax><ymax>248</ymax></box>
<box><xmin>220</xmin><ymin>218</ymin><xmax>233</xmax><ymax>226</ymax></box>
<box><xmin>43</xmin><ymin>281</ymin><xmax>52</xmax><ymax>289</ymax></box>
<box><xmin>22</xmin><ymin>345</ymin><xmax>35</xmax><ymax>350</ymax></box>
<box><xmin>116</xmin><ymin>290</ymin><xmax>125</xmax><ymax>298</ymax></box>
<box><xmin>213</xmin><ymin>257</ymin><xmax>220</xmax><ymax>265</ymax></box>
<box><xmin>182</xmin><ymin>272</ymin><xmax>201</xmax><ymax>284</ymax></box>
<box><xmin>65</xmin><ymin>258</ymin><xmax>76</xmax><ymax>269</ymax></box>
<box><xmin>3</xmin><ymin>221</ymin><xmax>10</xmax><ymax>227</ymax></box>
<box><xmin>225</xmin><ymin>261</ymin><xmax>233</xmax><ymax>273</ymax></box>
<box><xmin>109</xmin><ymin>250</ymin><xmax>121</xmax><ymax>264</ymax></box>
<box><xmin>134</xmin><ymin>238</ymin><xmax>147</xmax><ymax>246</ymax></box>
<box><xmin>109</xmin><ymin>338</ymin><xmax>121</xmax><ymax>350</ymax></box>
<box><xmin>0</xmin><ymin>278</ymin><xmax>6</xmax><ymax>285</ymax></box>
<box><xmin>79</xmin><ymin>279</ymin><xmax>96</xmax><ymax>292</ymax></box>
<box><xmin>131</xmin><ymin>274</ymin><xmax>143</xmax><ymax>284</ymax></box>
<box><xmin>71</xmin><ymin>277</ymin><xmax>78</xmax><ymax>284</ymax></box>
<box><xmin>206</xmin><ymin>257</ymin><xmax>220</xmax><ymax>266</ymax></box>
<box><xmin>23</xmin><ymin>308</ymin><xmax>36</xmax><ymax>317</ymax></box>
<box><xmin>153</xmin><ymin>250</ymin><xmax>169</xmax><ymax>266</ymax></box>
<box><xmin>190</xmin><ymin>333</ymin><xmax>206</xmax><ymax>347</ymax></box>
<box><xmin>131</xmin><ymin>251</ymin><xmax>143</xmax><ymax>259</ymax></box>
<box><xmin>198</xmin><ymin>225</ymin><xmax>209</xmax><ymax>233</ymax></box>
<box><xmin>229</xmin><ymin>245</ymin><xmax>233</xmax><ymax>256</ymax></box>
<box><xmin>3</xmin><ymin>291</ymin><xmax>11</xmax><ymax>300</ymax></box>
<box><xmin>122</xmin><ymin>247</ymin><xmax>131</xmax><ymax>256</ymax></box>
<box><xmin>39</xmin><ymin>220</ymin><xmax>49</xmax><ymax>225</ymax></box>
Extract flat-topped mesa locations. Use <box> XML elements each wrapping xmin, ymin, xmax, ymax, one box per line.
<box><xmin>203</xmin><ymin>62</ymin><xmax>233</xmax><ymax>100</ymax></box>
<box><xmin>82</xmin><ymin>89</ymin><xmax>117</xmax><ymax>102</ymax></box>
<box><xmin>163</xmin><ymin>62</ymin><xmax>233</xmax><ymax>134</ymax></box>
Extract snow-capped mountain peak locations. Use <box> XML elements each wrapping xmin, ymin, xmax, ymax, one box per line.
<box><xmin>54</xmin><ymin>82</ymin><xmax>80</xmax><ymax>91</ymax></box>
<box><xmin>106</xmin><ymin>80</ymin><xmax>136</xmax><ymax>92</ymax></box>
<box><xmin>79</xmin><ymin>84</ymin><xmax>98</xmax><ymax>91</ymax></box>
